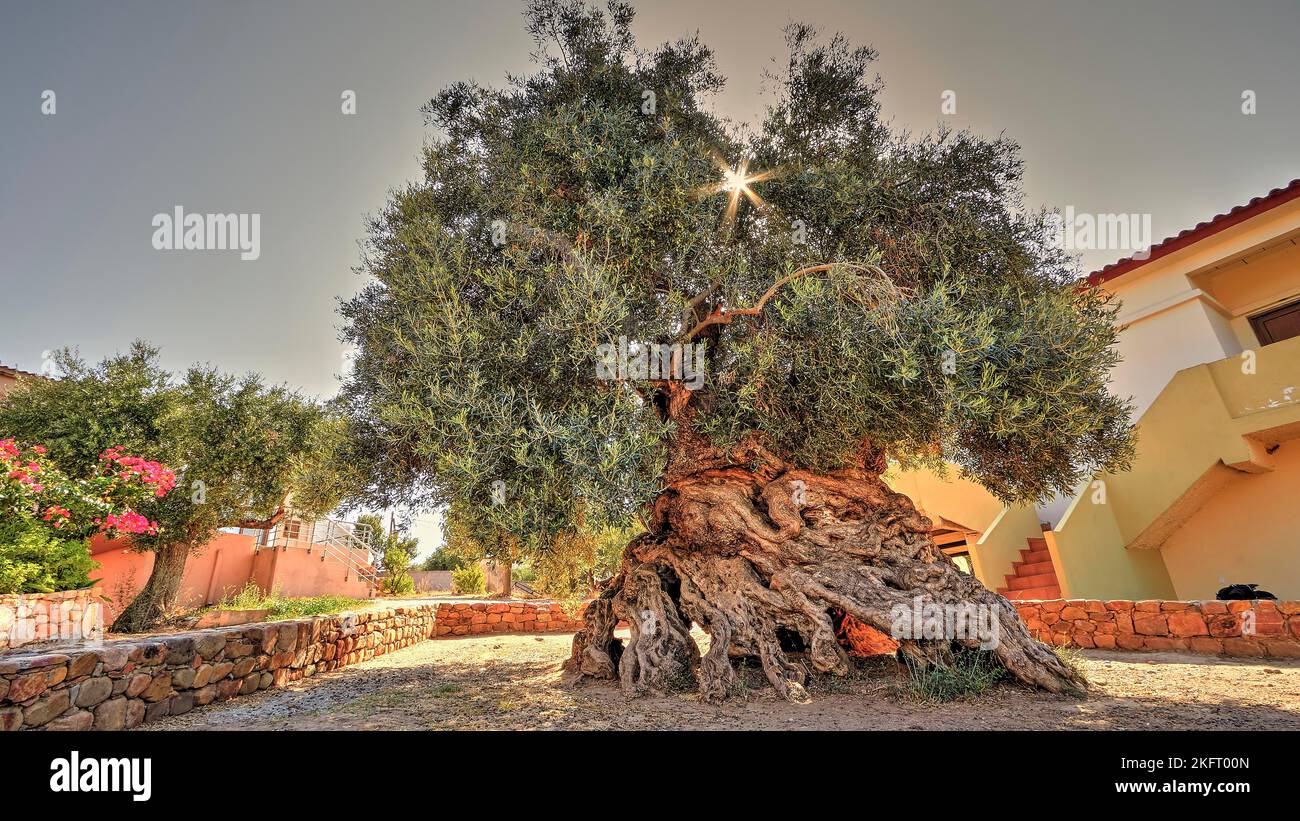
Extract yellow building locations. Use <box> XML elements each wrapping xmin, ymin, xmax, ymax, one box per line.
<box><xmin>890</xmin><ymin>179</ymin><xmax>1300</xmax><ymax>602</ymax></box>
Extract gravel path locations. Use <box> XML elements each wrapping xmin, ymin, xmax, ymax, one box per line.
<box><xmin>145</xmin><ymin>630</ymin><xmax>1300</xmax><ymax>731</ymax></box>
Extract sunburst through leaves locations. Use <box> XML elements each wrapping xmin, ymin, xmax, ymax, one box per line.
<box><xmin>705</xmin><ymin>155</ymin><xmax>779</xmax><ymax>231</ymax></box>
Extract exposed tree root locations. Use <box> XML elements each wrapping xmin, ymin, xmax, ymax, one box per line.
<box><xmin>565</xmin><ymin>448</ymin><xmax>1085</xmax><ymax>703</ymax></box>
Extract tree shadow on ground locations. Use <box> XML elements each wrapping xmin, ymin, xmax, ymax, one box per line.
<box><xmin>142</xmin><ymin>638</ymin><xmax>1300</xmax><ymax>731</ymax></box>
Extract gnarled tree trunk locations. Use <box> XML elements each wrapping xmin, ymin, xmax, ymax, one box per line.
<box><xmin>110</xmin><ymin>541</ymin><xmax>192</xmax><ymax>633</ymax></box>
<box><xmin>565</xmin><ymin>390</ymin><xmax>1084</xmax><ymax>702</ymax></box>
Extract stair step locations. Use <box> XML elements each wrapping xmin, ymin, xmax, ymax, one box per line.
<box><xmin>997</xmin><ymin>585</ymin><xmax>1062</xmax><ymax>601</ymax></box>
<box><xmin>1013</xmin><ymin>560</ymin><xmax>1056</xmax><ymax>576</ymax></box>
<box><xmin>1027</xmin><ymin>537</ymin><xmax>1047</xmax><ymax>548</ymax></box>
<box><xmin>1008</xmin><ymin>572</ymin><xmax>1059</xmax><ymax>590</ymax></box>
<box><xmin>1020</xmin><ymin>548</ymin><xmax>1051</xmax><ymax>564</ymax></box>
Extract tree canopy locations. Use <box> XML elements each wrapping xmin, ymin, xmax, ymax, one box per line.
<box><xmin>338</xmin><ymin>0</ymin><xmax>1133</xmax><ymax>552</ymax></box>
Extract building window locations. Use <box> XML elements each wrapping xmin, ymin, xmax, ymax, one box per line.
<box><xmin>1249</xmin><ymin>298</ymin><xmax>1300</xmax><ymax>346</ymax></box>
<box><xmin>282</xmin><ymin>519</ymin><xmax>302</xmax><ymax>541</ymax></box>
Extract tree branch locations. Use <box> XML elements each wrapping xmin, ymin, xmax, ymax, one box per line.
<box><xmin>678</xmin><ymin>262</ymin><xmax>892</xmax><ymax>343</ymax></box>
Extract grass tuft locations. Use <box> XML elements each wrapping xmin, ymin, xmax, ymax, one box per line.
<box><xmin>1051</xmin><ymin>645</ymin><xmax>1088</xmax><ymax>684</ymax></box>
<box><xmin>215</xmin><ymin>581</ymin><xmax>365</xmax><ymax>620</ymax></box>
<box><xmin>894</xmin><ymin>646</ymin><xmax>1007</xmax><ymax>703</ymax></box>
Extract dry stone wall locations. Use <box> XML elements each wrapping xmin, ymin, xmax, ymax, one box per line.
<box><xmin>1014</xmin><ymin>598</ymin><xmax>1300</xmax><ymax>658</ymax></box>
<box><xmin>434</xmin><ymin>600</ymin><xmax>586</xmax><ymax>634</ymax></box>
<box><xmin>0</xmin><ymin>604</ymin><xmax>435</xmax><ymax>731</ymax></box>
<box><xmin>12</xmin><ymin>595</ymin><xmax>1288</xmax><ymax>731</ymax></box>
<box><xmin>0</xmin><ymin>589</ymin><xmax>104</xmax><ymax>652</ymax></box>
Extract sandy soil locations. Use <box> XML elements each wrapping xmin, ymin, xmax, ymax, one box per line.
<box><xmin>144</xmin><ymin>629</ymin><xmax>1300</xmax><ymax>731</ymax></box>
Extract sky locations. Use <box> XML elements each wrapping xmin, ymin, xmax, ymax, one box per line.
<box><xmin>3</xmin><ymin>0</ymin><xmax>1299</xmax><ymax>555</ymax></box>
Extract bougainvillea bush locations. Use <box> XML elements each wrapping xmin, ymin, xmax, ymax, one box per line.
<box><xmin>0</xmin><ymin>438</ymin><xmax>175</xmax><ymax>593</ymax></box>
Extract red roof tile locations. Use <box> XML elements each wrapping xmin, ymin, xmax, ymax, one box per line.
<box><xmin>0</xmin><ymin>362</ymin><xmax>43</xmax><ymax>380</ymax></box>
<box><xmin>1087</xmin><ymin>178</ymin><xmax>1300</xmax><ymax>287</ymax></box>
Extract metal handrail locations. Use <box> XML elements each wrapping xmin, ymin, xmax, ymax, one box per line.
<box><xmin>266</xmin><ymin>513</ymin><xmax>382</xmax><ymax>589</ymax></box>
<box><xmin>315</xmin><ymin>521</ymin><xmax>382</xmax><ymax>587</ymax></box>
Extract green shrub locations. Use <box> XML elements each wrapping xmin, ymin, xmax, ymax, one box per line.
<box><xmin>220</xmin><ymin>580</ymin><xmax>267</xmax><ymax>610</ymax></box>
<box><xmin>511</xmin><ymin>562</ymin><xmax>537</xmax><ymax>584</ymax></box>
<box><xmin>895</xmin><ymin>646</ymin><xmax>1008</xmax><ymax>703</ymax></box>
<box><xmin>0</xmin><ymin>523</ymin><xmax>97</xmax><ymax>594</ymax></box>
<box><xmin>383</xmin><ymin>572</ymin><xmax>415</xmax><ymax>595</ymax></box>
<box><xmin>451</xmin><ymin>563</ymin><xmax>485</xmax><ymax>595</ymax></box>
<box><xmin>266</xmin><ymin>595</ymin><xmax>365</xmax><ymax>619</ymax></box>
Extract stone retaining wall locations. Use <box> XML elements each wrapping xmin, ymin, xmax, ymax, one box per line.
<box><xmin>8</xmin><ymin>593</ymin><xmax>1296</xmax><ymax>731</ymax></box>
<box><xmin>0</xmin><ymin>589</ymin><xmax>104</xmax><ymax>652</ymax></box>
<box><xmin>0</xmin><ymin>604</ymin><xmax>435</xmax><ymax>731</ymax></box>
<box><xmin>1014</xmin><ymin>598</ymin><xmax>1300</xmax><ymax>658</ymax></box>
<box><xmin>434</xmin><ymin>600</ymin><xmax>586</xmax><ymax>635</ymax></box>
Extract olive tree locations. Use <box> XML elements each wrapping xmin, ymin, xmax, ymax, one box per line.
<box><xmin>338</xmin><ymin>0</ymin><xmax>1131</xmax><ymax>699</ymax></box>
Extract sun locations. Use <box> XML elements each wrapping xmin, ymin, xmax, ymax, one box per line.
<box><xmin>721</xmin><ymin>164</ymin><xmax>751</xmax><ymax>192</ymax></box>
<box><xmin>707</xmin><ymin>156</ymin><xmax>777</xmax><ymax>229</ymax></box>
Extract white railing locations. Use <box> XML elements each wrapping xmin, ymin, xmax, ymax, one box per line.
<box><xmin>264</xmin><ymin>514</ymin><xmax>382</xmax><ymax>590</ymax></box>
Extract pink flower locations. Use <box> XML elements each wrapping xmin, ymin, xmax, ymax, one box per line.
<box><xmin>101</xmin><ymin>510</ymin><xmax>159</xmax><ymax>536</ymax></box>
<box><xmin>99</xmin><ymin>447</ymin><xmax>176</xmax><ymax>498</ymax></box>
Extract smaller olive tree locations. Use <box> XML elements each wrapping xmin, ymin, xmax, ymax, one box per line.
<box><xmin>0</xmin><ymin>343</ymin><xmax>351</xmax><ymax>631</ymax></box>
<box><xmin>419</xmin><ymin>550</ymin><xmax>465</xmax><ymax>572</ymax></box>
<box><xmin>440</xmin><ymin>501</ymin><xmax>634</xmax><ymax>600</ymax></box>
<box><xmin>355</xmin><ymin>513</ymin><xmax>420</xmax><ymax>594</ymax></box>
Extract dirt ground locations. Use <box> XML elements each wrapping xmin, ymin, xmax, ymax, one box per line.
<box><xmin>142</xmin><ymin>628</ymin><xmax>1300</xmax><ymax>731</ymax></box>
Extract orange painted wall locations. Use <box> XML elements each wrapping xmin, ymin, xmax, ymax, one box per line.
<box><xmin>87</xmin><ymin>530</ymin><xmax>376</xmax><ymax>624</ymax></box>
<box><xmin>89</xmin><ymin>531</ymin><xmax>259</xmax><ymax>622</ymax></box>
<box><xmin>252</xmin><ymin>545</ymin><xmax>373</xmax><ymax>599</ymax></box>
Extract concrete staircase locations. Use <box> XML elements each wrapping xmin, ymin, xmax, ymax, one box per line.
<box><xmin>996</xmin><ymin>537</ymin><xmax>1061</xmax><ymax>600</ymax></box>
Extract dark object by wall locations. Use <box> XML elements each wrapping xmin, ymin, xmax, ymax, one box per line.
<box><xmin>1217</xmin><ymin>583</ymin><xmax>1278</xmax><ymax>601</ymax></box>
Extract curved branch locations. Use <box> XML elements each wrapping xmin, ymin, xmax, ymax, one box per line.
<box><xmin>678</xmin><ymin>262</ymin><xmax>893</xmax><ymax>343</ymax></box>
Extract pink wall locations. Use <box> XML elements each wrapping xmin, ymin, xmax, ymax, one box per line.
<box><xmin>252</xmin><ymin>545</ymin><xmax>373</xmax><ymax>600</ymax></box>
<box><xmin>90</xmin><ymin>532</ymin><xmax>260</xmax><ymax>622</ymax></box>
<box><xmin>89</xmin><ymin>532</ymin><xmax>376</xmax><ymax>625</ymax></box>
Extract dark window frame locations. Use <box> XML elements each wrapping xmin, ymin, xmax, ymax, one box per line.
<box><xmin>1248</xmin><ymin>298</ymin><xmax>1300</xmax><ymax>346</ymax></box>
